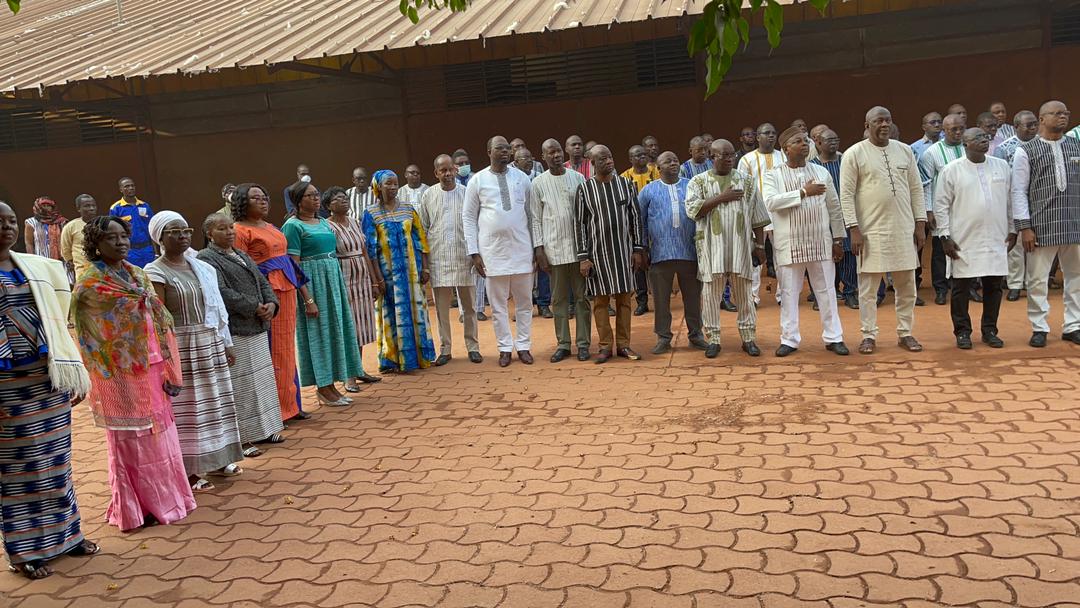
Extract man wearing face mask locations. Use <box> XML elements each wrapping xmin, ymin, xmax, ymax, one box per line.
<box><xmin>452</xmin><ymin>149</ymin><xmax>486</xmax><ymax>318</ymax></box>
<box><xmin>283</xmin><ymin>164</ymin><xmax>311</xmax><ymax>216</ymax></box>
<box><xmin>453</xmin><ymin>149</ymin><xmax>473</xmax><ymax>187</ymax></box>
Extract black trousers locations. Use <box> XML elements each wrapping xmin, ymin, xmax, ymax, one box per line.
<box><xmin>950</xmin><ymin>275</ymin><xmax>1004</xmax><ymax>336</ymax></box>
<box><xmin>635</xmin><ymin>268</ymin><xmax>648</xmax><ymax>307</ymax></box>
<box><xmin>915</xmin><ymin>237</ymin><xmax>950</xmax><ymax>294</ymax></box>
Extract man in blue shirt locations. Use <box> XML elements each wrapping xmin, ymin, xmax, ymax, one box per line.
<box><xmin>639</xmin><ymin>151</ymin><xmax>708</xmax><ymax>354</ymax></box>
<box><xmin>910</xmin><ymin>112</ymin><xmax>943</xmax><ymax>160</ymax></box>
<box><xmin>109</xmin><ymin>177</ymin><xmax>155</xmax><ymax>267</ymax></box>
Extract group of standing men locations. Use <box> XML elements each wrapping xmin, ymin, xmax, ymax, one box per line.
<box><xmin>419</xmin><ymin>98</ymin><xmax>1078</xmax><ymax>364</ymax></box>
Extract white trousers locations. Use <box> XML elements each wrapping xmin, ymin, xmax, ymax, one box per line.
<box><xmin>1007</xmin><ymin>245</ymin><xmax>1026</xmax><ymax>290</ymax></box>
<box><xmin>779</xmin><ymin>262</ymin><xmax>844</xmax><ymax>348</ymax></box>
<box><xmin>487</xmin><ymin>273</ymin><xmax>534</xmax><ymax>352</ymax></box>
<box><xmin>751</xmin><ymin>265</ymin><xmax>762</xmax><ymax>304</ymax></box>
<box><xmin>473</xmin><ymin>275</ymin><xmax>487</xmax><ymax>313</ymax></box>
<box><xmin>1025</xmin><ymin>244</ymin><xmax>1080</xmax><ymax>334</ymax></box>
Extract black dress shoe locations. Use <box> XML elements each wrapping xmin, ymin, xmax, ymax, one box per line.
<box><xmin>1064</xmin><ymin>331</ymin><xmax>1080</xmax><ymax>345</ymax></box>
<box><xmin>1029</xmin><ymin>332</ymin><xmax>1048</xmax><ymax>348</ymax></box>
<box><xmin>826</xmin><ymin>342</ymin><xmax>849</xmax><ymax>355</ymax></box>
<box><xmin>616</xmin><ymin>347</ymin><xmax>642</xmax><ymax>360</ymax></box>
<box><xmin>540</xmin><ymin>306</ymin><xmax>553</xmax><ymax>319</ymax></box>
<box><xmin>970</xmin><ymin>290</ymin><xmax>983</xmax><ymax>303</ymax></box>
<box><xmin>689</xmin><ymin>337</ymin><xmax>710</xmax><ymax>350</ymax></box>
<box><xmin>477</xmin><ymin>311</ymin><xmax>489</xmax><ymax>321</ymax></box>
<box><xmin>498</xmin><ymin>352</ymin><xmax>512</xmax><ymax>367</ymax></box>
<box><xmin>742</xmin><ymin>341</ymin><xmax>761</xmax><ymax>357</ymax></box>
<box><xmin>633</xmin><ymin>303</ymin><xmax>648</xmax><ymax>316</ymax></box>
<box><xmin>550</xmin><ymin>348</ymin><xmax>570</xmax><ymax>363</ymax></box>
<box><xmin>1006</xmin><ymin>289</ymin><xmax>1021</xmax><ymax>301</ymax></box>
<box><xmin>982</xmin><ymin>333</ymin><xmax>1004</xmax><ymax>348</ymax></box>
<box><xmin>721</xmin><ymin>300</ymin><xmax>738</xmax><ymax>312</ymax></box>
<box><xmin>934</xmin><ymin>291</ymin><xmax>947</xmax><ymax>305</ymax></box>
<box><xmin>595</xmin><ymin>349</ymin><xmax>612</xmax><ymax>364</ymax></box>
<box><xmin>915</xmin><ymin>296</ymin><xmax>926</xmax><ymax>307</ymax></box>
<box><xmin>844</xmin><ymin>295</ymin><xmax>859</xmax><ymax>310</ymax></box>
<box><xmin>705</xmin><ymin>344</ymin><xmax>721</xmax><ymax>358</ymax></box>
<box><xmin>517</xmin><ymin>350</ymin><xmax>534</xmax><ymax>364</ymax></box>
<box><xmin>468</xmin><ymin>351</ymin><xmax>484</xmax><ymax>363</ymax></box>
<box><xmin>434</xmin><ymin>354</ymin><xmax>452</xmax><ymax>366</ymax></box>
<box><xmin>577</xmin><ymin>349</ymin><xmax>591</xmax><ymax>362</ymax></box>
<box><xmin>956</xmin><ymin>333</ymin><xmax>973</xmax><ymax>350</ymax></box>
<box><xmin>651</xmin><ymin>340</ymin><xmax>672</xmax><ymax>355</ymax></box>
<box><xmin>775</xmin><ymin>344</ymin><xmax>798</xmax><ymax>357</ymax></box>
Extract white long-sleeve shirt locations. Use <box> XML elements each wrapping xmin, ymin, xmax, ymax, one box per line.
<box><xmin>462</xmin><ymin>166</ymin><xmax>534</xmax><ymax>277</ymax></box>
<box><xmin>763</xmin><ymin>163</ymin><xmax>845</xmax><ymax>266</ymax></box>
<box><xmin>1010</xmin><ymin>138</ymin><xmax>1068</xmax><ymax>224</ymax></box>
<box><xmin>934</xmin><ymin>156</ymin><xmax>1012</xmax><ymax>278</ymax></box>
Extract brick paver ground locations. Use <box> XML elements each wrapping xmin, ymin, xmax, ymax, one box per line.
<box><xmin>3</xmin><ymin>278</ymin><xmax>1080</xmax><ymax>608</ymax></box>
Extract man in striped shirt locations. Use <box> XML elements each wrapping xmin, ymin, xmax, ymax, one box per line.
<box><xmin>346</xmin><ymin>167</ymin><xmax>373</xmax><ymax>218</ymax></box>
<box><xmin>531</xmin><ymin>139</ymin><xmax>590</xmax><ymax>362</ymax></box>
<box><xmin>576</xmin><ymin>144</ymin><xmax>646</xmax><ymax>364</ymax></box>
<box><xmin>918</xmin><ymin>113</ymin><xmax>966</xmax><ymax>306</ymax></box>
<box><xmin>565</xmin><ymin>135</ymin><xmax>592</xmax><ymax>179</ymax></box>
<box><xmin>764</xmin><ymin>127</ymin><xmax>848</xmax><ymax>357</ymax></box>
<box><xmin>995</xmin><ymin>110</ymin><xmax>1039</xmax><ymax>301</ymax></box>
<box><xmin>679</xmin><ymin>136</ymin><xmax>713</xmax><ymax>180</ymax></box>
<box><xmin>1011</xmin><ymin>100</ymin><xmax>1080</xmax><ymax>347</ymax></box>
<box><xmin>420</xmin><ymin>155</ymin><xmax>482</xmax><ymax>366</ymax></box>
<box><xmin>622</xmin><ymin>144</ymin><xmax>661</xmax><ymax>317</ymax></box>
<box><xmin>991</xmin><ymin>101</ymin><xmax>1015</xmax><ymax>142</ymax></box>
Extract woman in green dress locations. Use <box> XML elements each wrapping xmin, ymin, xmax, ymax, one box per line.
<box><xmin>282</xmin><ymin>181</ymin><xmax>364</xmax><ymax>407</ymax></box>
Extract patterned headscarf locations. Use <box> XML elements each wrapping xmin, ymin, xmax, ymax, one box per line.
<box><xmin>370</xmin><ymin>169</ymin><xmax>398</xmax><ymax>202</ymax></box>
<box><xmin>33</xmin><ymin>196</ymin><xmax>65</xmax><ymax>225</ymax></box>
<box><xmin>30</xmin><ymin>196</ymin><xmax>67</xmax><ymax>261</ymax></box>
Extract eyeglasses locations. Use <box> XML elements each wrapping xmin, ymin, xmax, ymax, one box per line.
<box><xmin>249</xmin><ymin>195</ymin><xmax>269</xmax><ymax>202</ymax></box>
<box><xmin>303</xmin><ymin>191</ymin><xmax>321</xmax><ymax>199</ymax></box>
<box><xmin>714</xmin><ymin>152</ymin><xmax>737</xmax><ymax>159</ymax></box>
<box><xmin>1043</xmin><ymin>110</ymin><xmax>1071</xmax><ymax>118</ymax></box>
<box><xmin>162</xmin><ymin>228</ymin><xmax>194</xmax><ymax>237</ymax></box>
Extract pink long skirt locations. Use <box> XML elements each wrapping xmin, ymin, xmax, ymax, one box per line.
<box><xmin>104</xmin><ymin>362</ymin><xmax>197</xmax><ymax>532</ymax></box>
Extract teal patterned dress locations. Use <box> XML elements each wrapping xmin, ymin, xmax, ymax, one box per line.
<box><xmin>282</xmin><ymin>218</ymin><xmax>363</xmax><ymax>386</ymax></box>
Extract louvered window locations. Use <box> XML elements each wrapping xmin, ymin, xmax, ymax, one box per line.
<box><xmin>0</xmin><ymin>106</ymin><xmax>140</xmax><ymax>150</ymax></box>
<box><xmin>1052</xmin><ymin>2</ymin><xmax>1080</xmax><ymax>45</ymax></box>
<box><xmin>408</xmin><ymin>36</ymin><xmax>695</xmax><ymax>113</ymax></box>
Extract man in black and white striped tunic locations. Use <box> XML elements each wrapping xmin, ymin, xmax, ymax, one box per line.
<box><xmin>575</xmin><ymin>145</ymin><xmax>647</xmax><ymax>364</ymax></box>
<box><xmin>1011</xmin><ymin>100</ymin><xmax>1080</xmax><ymax>347</ymax></box>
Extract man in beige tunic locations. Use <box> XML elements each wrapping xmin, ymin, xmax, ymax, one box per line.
<box><xmin>840</xmin><ymin>106</ymin><xmax>928</xmax><ymax>354</ymax></box>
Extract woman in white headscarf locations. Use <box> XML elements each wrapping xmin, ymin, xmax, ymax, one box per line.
<box><xmin>145</xmin><ymin>211</ymin><xmax>244</xmax><ymax>493</ymax></box>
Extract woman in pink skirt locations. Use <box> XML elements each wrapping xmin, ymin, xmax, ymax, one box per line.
<box><xmin>72</xmin><ymin>215</ymin><xmax>196</xmax><ymax>532</ymax></box>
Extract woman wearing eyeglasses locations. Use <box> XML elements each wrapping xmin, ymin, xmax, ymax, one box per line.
<box><xmin>282</xmin><ymin>181</ymin><xmax>364</xmax><ymax>406</ymax></box>
<box><xmin>145</xmin><ymin>211</ymin><xmax>244</xmax><ymax>493</ymax></box>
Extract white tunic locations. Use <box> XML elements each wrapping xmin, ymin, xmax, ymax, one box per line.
<box><xmin>763</xmin><ymin>163</ymin><xmax>845</xmax><ymax>266</ymax></box>
<box><xmin>399</xmin><ymin>183</ymin><xmax>429</xmax><ymax>208</ymax></box>
<box><xmin>462</xmin><ymin>166</ymin><xmax>534</xmax><ymax>277</ymax></box>
<box><xmin>419</xmin><ymin>183</ymin><xmax>473</xmax><ymax>288</ymax></box>
<box><xmin>685</xmin><ymin>169</ymin><xmax>771</xmax><ymax>281</ymax></box>
<box><xmin>839</xmin><ymin>139</ymin><xmax>925</xmax><ymax>273</ymax></box>
<box><xmin>933</xmin><ymin>156</ymin><xmax>1013</xmax><ymax>279</ymax></box>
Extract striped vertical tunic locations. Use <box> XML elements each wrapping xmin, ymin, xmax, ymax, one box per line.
<box><xmin>575</xmin><ymin>175</ymin><xmax>644</xmax><ymax>296</ymax></box>
<box><xmin>685</xmin><ymin>169</ymin><xmax>771</xmax><ymax>281</ymax></box>
<box><xmin>762</xmin><ymin>163</ymin><xmax>846</xmax><ymax>266</ymax></box>
<box><xmin>419</xmin><ymin>184</ymin><xmax>474</xmax><ymax>287</ymax></box>
<box><xmin>529</xmin><ymin>170</ymin><xmax>587</xmax><ymax>266</ymax></box>
<box><xmin>1011</xmin><ymin>137</ymin><xmax>1080</xmax><ymax>245</ymax></box>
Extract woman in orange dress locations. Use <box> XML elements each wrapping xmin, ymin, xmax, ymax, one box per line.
<box><xmin>231</xmin><ymin>183</ymin><xmax>309</xmax><ymax>422</ymax></box>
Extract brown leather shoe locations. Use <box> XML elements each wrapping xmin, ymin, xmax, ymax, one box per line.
<box><xmin>897</xmin><ymin>336</ymin><xmax>923</xmax><ymax>352</ymax></box>
<box><xmin>595</xmin><ymin>349</ymin><xmax>612</xmax><ymax>364</ymax></box>
<box><xmin>517</xmin><ymin>350</ymin><xmax>534</xmax><ymax>364</ymax></box>
<box><xmin>498</xmin><ymin>352</ymin><xmax>512</xmax><ymax>367</ymax></box>
<box><xmin>858</xmin><ymin>338</ymin><xmax>876</xmax><ymax>354</ymax></box>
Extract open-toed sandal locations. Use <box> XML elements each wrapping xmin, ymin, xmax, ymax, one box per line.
<box><xmin>209</xmin><ymin>463</ymin><xmax>243</xmax><ymax>477</ymax></box>
<box><xmin>67</xmin><ymin>540</ymin><xmax>100</xmax><ymax>557</ymax></box>
<box><xmin>242</xmin><ymin>445</ymin><xmax>263</xmax><ymax>458</ymax></box>
<box><xmin>191</xmin><ymin>478</ymin><xmax>215</xmax><ymax>492</ymax></box>
<box><xmin>9</xmin><ymin>561</ymin><xmax>53</xmax><ymax>579</ymax></box>
<box><xmin>255</xmin><ymin>433</ymin><xmax>285</xmax><ymax>445</ymax></box>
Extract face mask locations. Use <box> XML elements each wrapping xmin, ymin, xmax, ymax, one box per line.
<box><xmin>300</xmin><ymin>174</ymin><xmax>312</xmax><ymax>183</ymax></box>
<box><xmin>457</xmin><ymin>164</ymin><xmax>471</xmax><ymax>178</ymax></box>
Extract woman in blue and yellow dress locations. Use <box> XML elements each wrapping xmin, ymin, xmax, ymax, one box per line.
<box><xmin>362</xmin><ymin>170</ymin><xmax>436</xmax><ymax>372</ymax></box>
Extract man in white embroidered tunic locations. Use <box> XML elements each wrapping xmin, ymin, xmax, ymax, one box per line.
<box><xmin>420</xmin><ymin>154</ymin><xmax>482</xmax><ymax>366</ymax></box>
<box><xmin>763</xmin><ymin>127</ymin><xmax>849</xmax><ymax>358</ymax></box>
<box><xmin>1012</xmin><ymin>100</ymin><xmax>1080</xmax><ymax>347</ymax></box>
<box><xmin>687</xmin><ymin>139</ymin><xmax>771</xmax><ymax>359</ymax></box>
<box><xmin>463</xmin><ymin>135</ymin><xmax>536</xmax><ymax>367</ymax></box>
<box><xmin>840</xmin><ymin>106</ymin><xmax>928</xmax><ymax>355</ymax></box>
<box><xmin>530</xmin><ymin>139</ymin><xmax>591</xmax><ymax>362</ymax></box>
<box><xmin>934</xmin><ymin>128</ymin><xmax>1014</xmax><ymax>350</ymax></box>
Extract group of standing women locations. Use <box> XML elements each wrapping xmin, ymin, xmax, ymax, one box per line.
<box><xmin>0</xmin><ymin>170</ymin><xmax>439</xmax><ymax>579</ymax></box>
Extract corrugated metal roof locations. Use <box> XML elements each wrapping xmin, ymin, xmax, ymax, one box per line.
<box><xmin>0</xmin><ymin>0</ymin><xmax>745</xmax><ymax>92</ymax></box>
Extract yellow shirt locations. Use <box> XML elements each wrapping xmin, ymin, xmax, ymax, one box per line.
<box><xmin>620</xmin><ymin>165</ymin><xmax>661</xmax><ymax>193</ymax></box>
<box><xmin>60</xmin><ymin>217</ymin><xmax>89</xmax><ymax>281</ymax></box>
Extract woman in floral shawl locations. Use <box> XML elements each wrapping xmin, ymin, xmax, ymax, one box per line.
<box><xmin>72</xmin><ymin>215</ymin><xmax>196</xmax><ymax>532</ymax></box>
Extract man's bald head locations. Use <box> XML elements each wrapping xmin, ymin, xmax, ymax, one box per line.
<box><xmin>657</xmin><ymin>151</ymin><xmax>679</xmax><ymax>164</ymax></box>
<box><xmin>961</xmin><ymin>127</ymin><xmax>991</xmax><ymax>158</ymax></box>
<box><xmin>709</xmin><ymin>139</ymin><xmax>736</xmax><ymax>174</ymax></box>
<box><xmin>541</xmin><ymin>138</ymin><xmax>565</xmax><ymax>171</ymax></box>
<box><xmin>1037</xmin><ymin>100</ymin><xmax>1070</xmax><ymax>136</ymax></box>
<box><xmin>591</xmin><ymin>144</ymin><xmax>614</xmax><ymax>177</ymax></box>
<box><xmin>865</xmin><ymin>107</ymin><xmax>893</xmax><ymax>146</ymax></box>
<box><xmin>656</xmin><ymin>150</ymin><xmax>681</xmax><ymax>181</ymax></box>
<box><xmin>865</xmin><ymin>106</ymin><xmax>891</xmax><ymax>123</ymax></box>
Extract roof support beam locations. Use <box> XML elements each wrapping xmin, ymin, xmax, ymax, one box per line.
<box><xmin>267</xmin><ymin>61</ymin><xmax>399</xmax><ymax>86</ymax></box>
